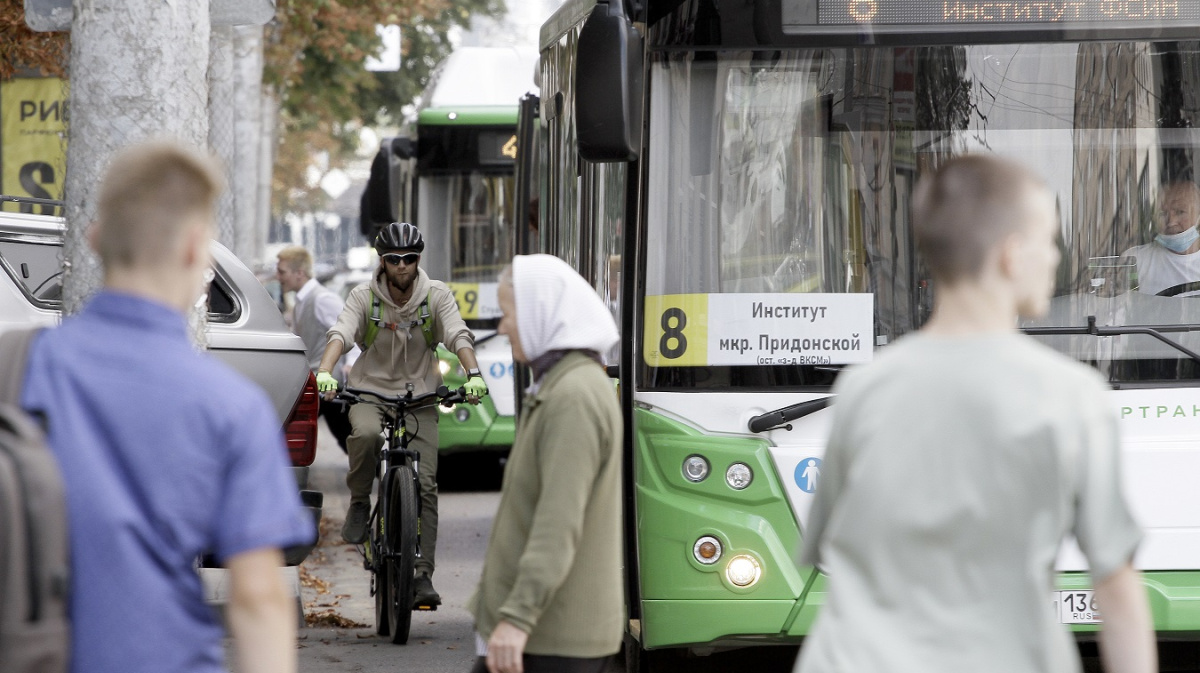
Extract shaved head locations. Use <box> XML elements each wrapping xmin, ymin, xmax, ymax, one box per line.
<box><xmin>912</xmin><ymin>155</ymin><xmax>1054</xmax><ymax>284</ymax></box>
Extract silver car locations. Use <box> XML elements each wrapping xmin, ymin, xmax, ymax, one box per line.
<box><xmin>0</xmin><ymin>203</ymin><xmax>322</xmax><ymax>566</ymax></box>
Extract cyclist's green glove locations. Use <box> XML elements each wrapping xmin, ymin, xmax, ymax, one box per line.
<box><xmin>464</xmin><ymin>375</ymin><xmax>489</xmax><ymax>398</ymax></box>
<box><xmin>316</xmin><ymin>371</ymin><xmax>338</xmax><ymax>393</ymax></box>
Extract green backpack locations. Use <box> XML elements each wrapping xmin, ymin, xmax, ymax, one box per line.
<box><xmin>362</xmin><ymin>290</ymin><xmax>437</xmax><ymax>351</ymax></box>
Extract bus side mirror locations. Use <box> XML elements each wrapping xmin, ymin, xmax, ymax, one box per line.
<box><xmin>361</xmin><ymin>144</ymin><xmax>394</xmax><ymax>237</ymax></box>
<box><xmin>391</xmin><ymin>137</ymin><xmax>415</xmax><ymax>160</ymax></box>
<box><xmin>576</xmin><ymin>0</ymin><xmax>644</xmax><ymax>162</ymax></box>
<box><xmin>360</xmin><ymin>136</ymin><xmax>414</xmax><ymax>238</ymax></box>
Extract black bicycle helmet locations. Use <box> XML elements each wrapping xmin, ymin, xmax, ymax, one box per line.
<box><xmin>374</xmin><ymin>221</ymin><xmax>424</xmax><ymax>253</ymax></box>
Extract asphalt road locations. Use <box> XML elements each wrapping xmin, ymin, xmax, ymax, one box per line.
<box><xmin>296</xmin><ymin>425</ymin><xmax>504</xmax><ymax>673</ymax></box>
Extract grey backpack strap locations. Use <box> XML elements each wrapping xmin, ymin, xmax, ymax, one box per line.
<box><xmin>0</xmin><ymin>329</ymin><xmax>43</xmax><ymax>406</ymax></box>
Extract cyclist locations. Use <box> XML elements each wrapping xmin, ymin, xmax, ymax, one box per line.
<box><xmin>316</xmin><ymin>221</ymin><xmax>488</xmax><ymax>608</ymax></box>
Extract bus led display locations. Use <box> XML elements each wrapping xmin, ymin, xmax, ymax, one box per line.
<box><xmin>783</xmin><ymin>0</ymin><xmax>1200</xmax><ymax>27</ymax></box>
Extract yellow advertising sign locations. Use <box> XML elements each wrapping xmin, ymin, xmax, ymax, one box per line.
<box><xmin>642</xmin><ymin>294</ymin><xmax>709</xmax><ymax>367</ymax></box>
<box><xmin>1</xmin><ymin>77</ymin><xmax>68</xmax><ymax>210</ymax></box>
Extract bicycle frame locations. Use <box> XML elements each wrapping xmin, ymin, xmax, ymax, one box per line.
<box><xmin>373</xmin><ymin>403</ymin><xmax>422</xmax><ymax>565</ymax></box>
<box><xmin>335</xmin><ymin>384</ymin><xmax>466</xmax><ymax>644</ymax></box>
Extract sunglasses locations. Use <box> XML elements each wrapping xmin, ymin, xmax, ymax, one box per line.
<box><xmin>382</xmin><ymin>253</ymin><xmax>420</xmax><ymax>267</ymax></box>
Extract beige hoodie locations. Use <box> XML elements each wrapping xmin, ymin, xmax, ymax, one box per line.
<box><xmin>326</xmin><ymin>266</ymin><xmax>474</xmax><ymax>396</ymax></box>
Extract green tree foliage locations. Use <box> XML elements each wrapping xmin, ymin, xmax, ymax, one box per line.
<box><xmin>0</xmin><ymin>4</ymin><xmax>68</xmax><ymax>80</ymax></box>
<box><xmin>356</xmin><ymin>0</ymin><xmax>504</xmax><ymax>126</ymax></box>
<box><xmin>266</xmin><ymin>0</ymin><xmax>504</xmax><ymax>214</ymax></box>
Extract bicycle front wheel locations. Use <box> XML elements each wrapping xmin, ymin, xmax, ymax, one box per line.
<box><xmin>387</xmin><ymin>464</ymin><xmax>418</xmax><ymax>644</ymax></box>
<box><xmin>371</xmin><ymin>502</ymin><xmax>390</xmax><ymax>637</ymax></box>
<box><xmin>373</xmin><ymin>548</ymin><xmax>390</xmax><ymax>637</ymax></box>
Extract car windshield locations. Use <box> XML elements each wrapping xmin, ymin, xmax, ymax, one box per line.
<box><xmin>641</xmin><ymin>42</ymin><xmax>1200</xmax><ymax>389</ymax></box>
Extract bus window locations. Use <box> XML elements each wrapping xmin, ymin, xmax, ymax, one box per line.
<box><xmin>641</xmin><ymin>44</ymin><xmax>1200</xmax><ymax>389</ymax></box>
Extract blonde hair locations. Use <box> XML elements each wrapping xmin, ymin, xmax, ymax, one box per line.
<box><xmin>277</xmin><ymin>246</ymin><xmax>313</xmax><ymax>277</ymax></box>
<box><xmin>1159</xmin><ymin>180</ymin><xmax>1200</xmax><ymax>211</ymax></box>
<box><xmin>912</xmin><ymin>154</ymin><xmax>1050</xmax><ymax>284</ymax></box>
<box><xmin>94</xmin><ymin>141</ymin><xmax>223</xmax><ymax>269</ymax></box>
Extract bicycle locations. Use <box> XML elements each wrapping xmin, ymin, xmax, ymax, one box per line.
<box><xmin>334</xmin><ymin>383</ymin><xmax>466</xmax><ymax>644</ymax></box>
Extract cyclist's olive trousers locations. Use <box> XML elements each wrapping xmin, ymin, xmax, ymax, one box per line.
<box><xmin>347</xmin><ymin>404</ymin><xmax>439</xmax><ymax>577</ymax></box>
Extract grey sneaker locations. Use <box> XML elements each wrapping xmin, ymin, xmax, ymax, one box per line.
<box><xmin>412</xmin><ymin>574</ymin><xmax>441</xmax><ymax>608</ymax></box>
<box><xmin>341</xmin><ymin>501</ymin><xmax>370</xmax><ymax>544</ymax></box>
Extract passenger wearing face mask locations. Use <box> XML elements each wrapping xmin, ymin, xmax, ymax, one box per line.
<box><xmin>1122</xmin><ymin>181</ymin><xmax>1200</xmax><ymax>296</ymax></box>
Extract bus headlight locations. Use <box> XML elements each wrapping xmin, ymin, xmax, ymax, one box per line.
<box><xmin>682</xmin><ymin>455</ymin><xmax>710</xmax><ymax>482</ymax></box>
<box><xmin>693</xmin><ymin>536</ymin><xmax>721</xmax><ymax>565</ymax></box>
<box><xmin>725</xmin><ymin>463</ymin><xmax>752</xmax><ymax>490</ymax></box>
<box><xmin>455</xmin><ymin>407</ymin><xmax>470</xmax><ymax>422</ymax></box>
<box><xmin>438</xmin><ymin>360</ymin><xmax>451</xmax><ymax>376</ymax></box>
<box><xmin>725</xmin><ymin>555</ymin><xmax>761</xmax><ymax>587</ymax></box>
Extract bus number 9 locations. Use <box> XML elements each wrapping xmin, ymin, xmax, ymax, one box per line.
<box><xmin>463</xmin><ymin>290</ymin><xmax>478</xmax><ymax>315</ymax></box>
<box><xmin>660</xmin><ymin>308</ymin><xmax>688</xmax><ymax>359</ymax></box>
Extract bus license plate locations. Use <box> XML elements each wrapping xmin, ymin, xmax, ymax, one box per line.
<box><xmin>1057</xmin><ymin>590</ymin><xmax>1101</xmax><ymax>624</ymax></box>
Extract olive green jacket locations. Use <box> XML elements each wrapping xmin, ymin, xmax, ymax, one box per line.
<box><xmin>469</xmin><ymin>351</ymin><xmax>624</xmax><ymax>657</ymax></box>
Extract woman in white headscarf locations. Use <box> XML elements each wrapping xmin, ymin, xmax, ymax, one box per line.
<box><xmin>468</xmin><ymin>255</ymin><xmax>623</xmax><ymax>673</ymax></box>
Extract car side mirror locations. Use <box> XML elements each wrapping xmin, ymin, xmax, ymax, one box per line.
<box><xmin>576</xmin><ymin>0</ymin><xmax>644</xmax><ymax>162</ymax></box>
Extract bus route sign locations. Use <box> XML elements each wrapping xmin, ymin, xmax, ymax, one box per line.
<box><xmin>446</xmin><ymin>281</ymin><xmax>502</xmax><ymax>320</ymax></box>
<box><xmin>783</xmin><ymin>0</ymin><xmax>1200</xmax><ymax>27</ymax></box>
<box><xmin>643</xmin><ymin>293</ymin><xmax>874</xmax><ymax>367</ymax></box>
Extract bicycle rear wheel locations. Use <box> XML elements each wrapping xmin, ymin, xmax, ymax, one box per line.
<box><xmin>387</xmin><ymin>464</ymin><xmax>418</xmax><ymax>644</ymax></box>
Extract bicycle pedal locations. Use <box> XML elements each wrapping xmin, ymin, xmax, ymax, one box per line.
<box><xmin>413</xmin><ymin>603</ymin><xmax>438</xmax><ymax>611</ymax></box>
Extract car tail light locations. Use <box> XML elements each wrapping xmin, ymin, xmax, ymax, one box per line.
<box><xmin>283</xmin><ymin>372</ymin><xmax>319</xmax><ymax>466</ymax></box>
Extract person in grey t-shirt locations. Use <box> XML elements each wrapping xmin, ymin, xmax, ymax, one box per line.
<box><xmin>794</xmin><ymin>155</ymin><xmax>1155</xmax><ymax>673</ymax></box>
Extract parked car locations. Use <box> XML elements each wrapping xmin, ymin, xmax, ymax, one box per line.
<box><xmin>0</xmin><ymin>201</ymin><xmax>322</xmax><ymax>567</ymax></box>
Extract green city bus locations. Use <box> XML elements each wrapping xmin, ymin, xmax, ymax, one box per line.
<box><xmin>370</xmin><ymin>45</ymin><xmax>538</xmax><ymax>456</ymax></box>
<box><xmin>529</xmin><ymin>0</ymin><xmax>1200</xmax><ymax>667</ymax></box>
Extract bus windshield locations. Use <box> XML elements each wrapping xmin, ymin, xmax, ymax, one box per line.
<box><xmin>420</xmin><ymin>172</ymin><xmax>514</xmax><ymax>284</ymax></box>
<box><xmin>641</xmin><ymin>42</ymin><xmax>1200</xmax><ymax>390</ymax></box>
<box><xmin>417</xmin><ymin>171</ymin><xmax>514</xmax><ymax>328</ymax></box>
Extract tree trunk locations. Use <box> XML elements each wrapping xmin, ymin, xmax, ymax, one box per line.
<box><xmin>258</xmin><ymin>88</ymin><xmax>279</xmax><ymax>266</ymax></box>
<box><xmin>63</xmin><ymin>0</ymin><xmax>210</xmax><ymax>345</ymax></box>
<box><xmin>232</xmin><ymin>25</ymin><xmax>264</xmax><ymax>266</ymax></box>
<box><xmin>208</xmin><ymin>25</ymin><xmax>237</xmax><ymax>251</ymax></box>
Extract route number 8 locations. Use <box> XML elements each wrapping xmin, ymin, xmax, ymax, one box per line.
<box><xmin>660</xmin><ymin>308</ymin><xmax>688</xmax><ymax>359</ymax></box>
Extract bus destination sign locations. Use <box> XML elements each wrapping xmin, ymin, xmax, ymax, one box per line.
<box><xmin>783</xmin><ymin>0</ymin><xmax>1200</xmax><ymax>27</ymax></box>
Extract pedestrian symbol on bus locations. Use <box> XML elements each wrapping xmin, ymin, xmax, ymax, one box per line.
<box><xmin>795</xmin><ymin>458</ymin><xmax>822</xmax><ymax>494</ymax></box>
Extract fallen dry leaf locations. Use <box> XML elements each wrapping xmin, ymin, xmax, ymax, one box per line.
<box><xmin>317</xmin><ymin>515</ymin><xmax>344</xmax><ymax>547</ymax></box>
<box><xmin>298</xmin><ymin>566</ymin><xmax>331</xmax><ymax>595</ymax></box>
<box><xmin>305</xmin><ymin>609</ymin><xmax>367</xmax><ymax>629</ymax></box>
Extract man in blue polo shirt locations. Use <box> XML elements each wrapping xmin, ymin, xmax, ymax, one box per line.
<box><xmin>20</xmin><ymin>142</ymin><xmax>313</xmax><ymax>673</ymax></box>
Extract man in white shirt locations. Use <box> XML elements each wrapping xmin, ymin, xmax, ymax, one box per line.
<box><xmin>277</xmin><ymin>246</ymin><xmax>352</xmax><ymax>451</ymax></box>
<box><xmin>795</xmin><ymin>155</ymin><xmax>1155</xmax><ymax>673</ymax></box>
<box><xmin>1122</xmin><ymin>181</ymin><xmax>1200</xmax><ymax>296</ymax></box>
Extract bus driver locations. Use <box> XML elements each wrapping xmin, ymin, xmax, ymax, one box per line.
<box><xmin>1122</xmin><ymin>180</ymin><xmax>1200</xmax><ymax>296</ymax></box>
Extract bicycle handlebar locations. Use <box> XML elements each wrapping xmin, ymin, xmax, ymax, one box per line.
<box><xmin>333</xmin><ymin>384</ymin><xmax>468</xmax><ymax>412</ymax></box>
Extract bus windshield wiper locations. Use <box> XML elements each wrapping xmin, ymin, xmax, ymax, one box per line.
<box><xmin>1022</xmin><ymin>315</ymin><xmax>1200</xmax><ymax>367</ymax></box>
<box><xmin>748</xmin><ymin>396</ymin><xmax>833</xmax><ymax>433</ymax></box>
